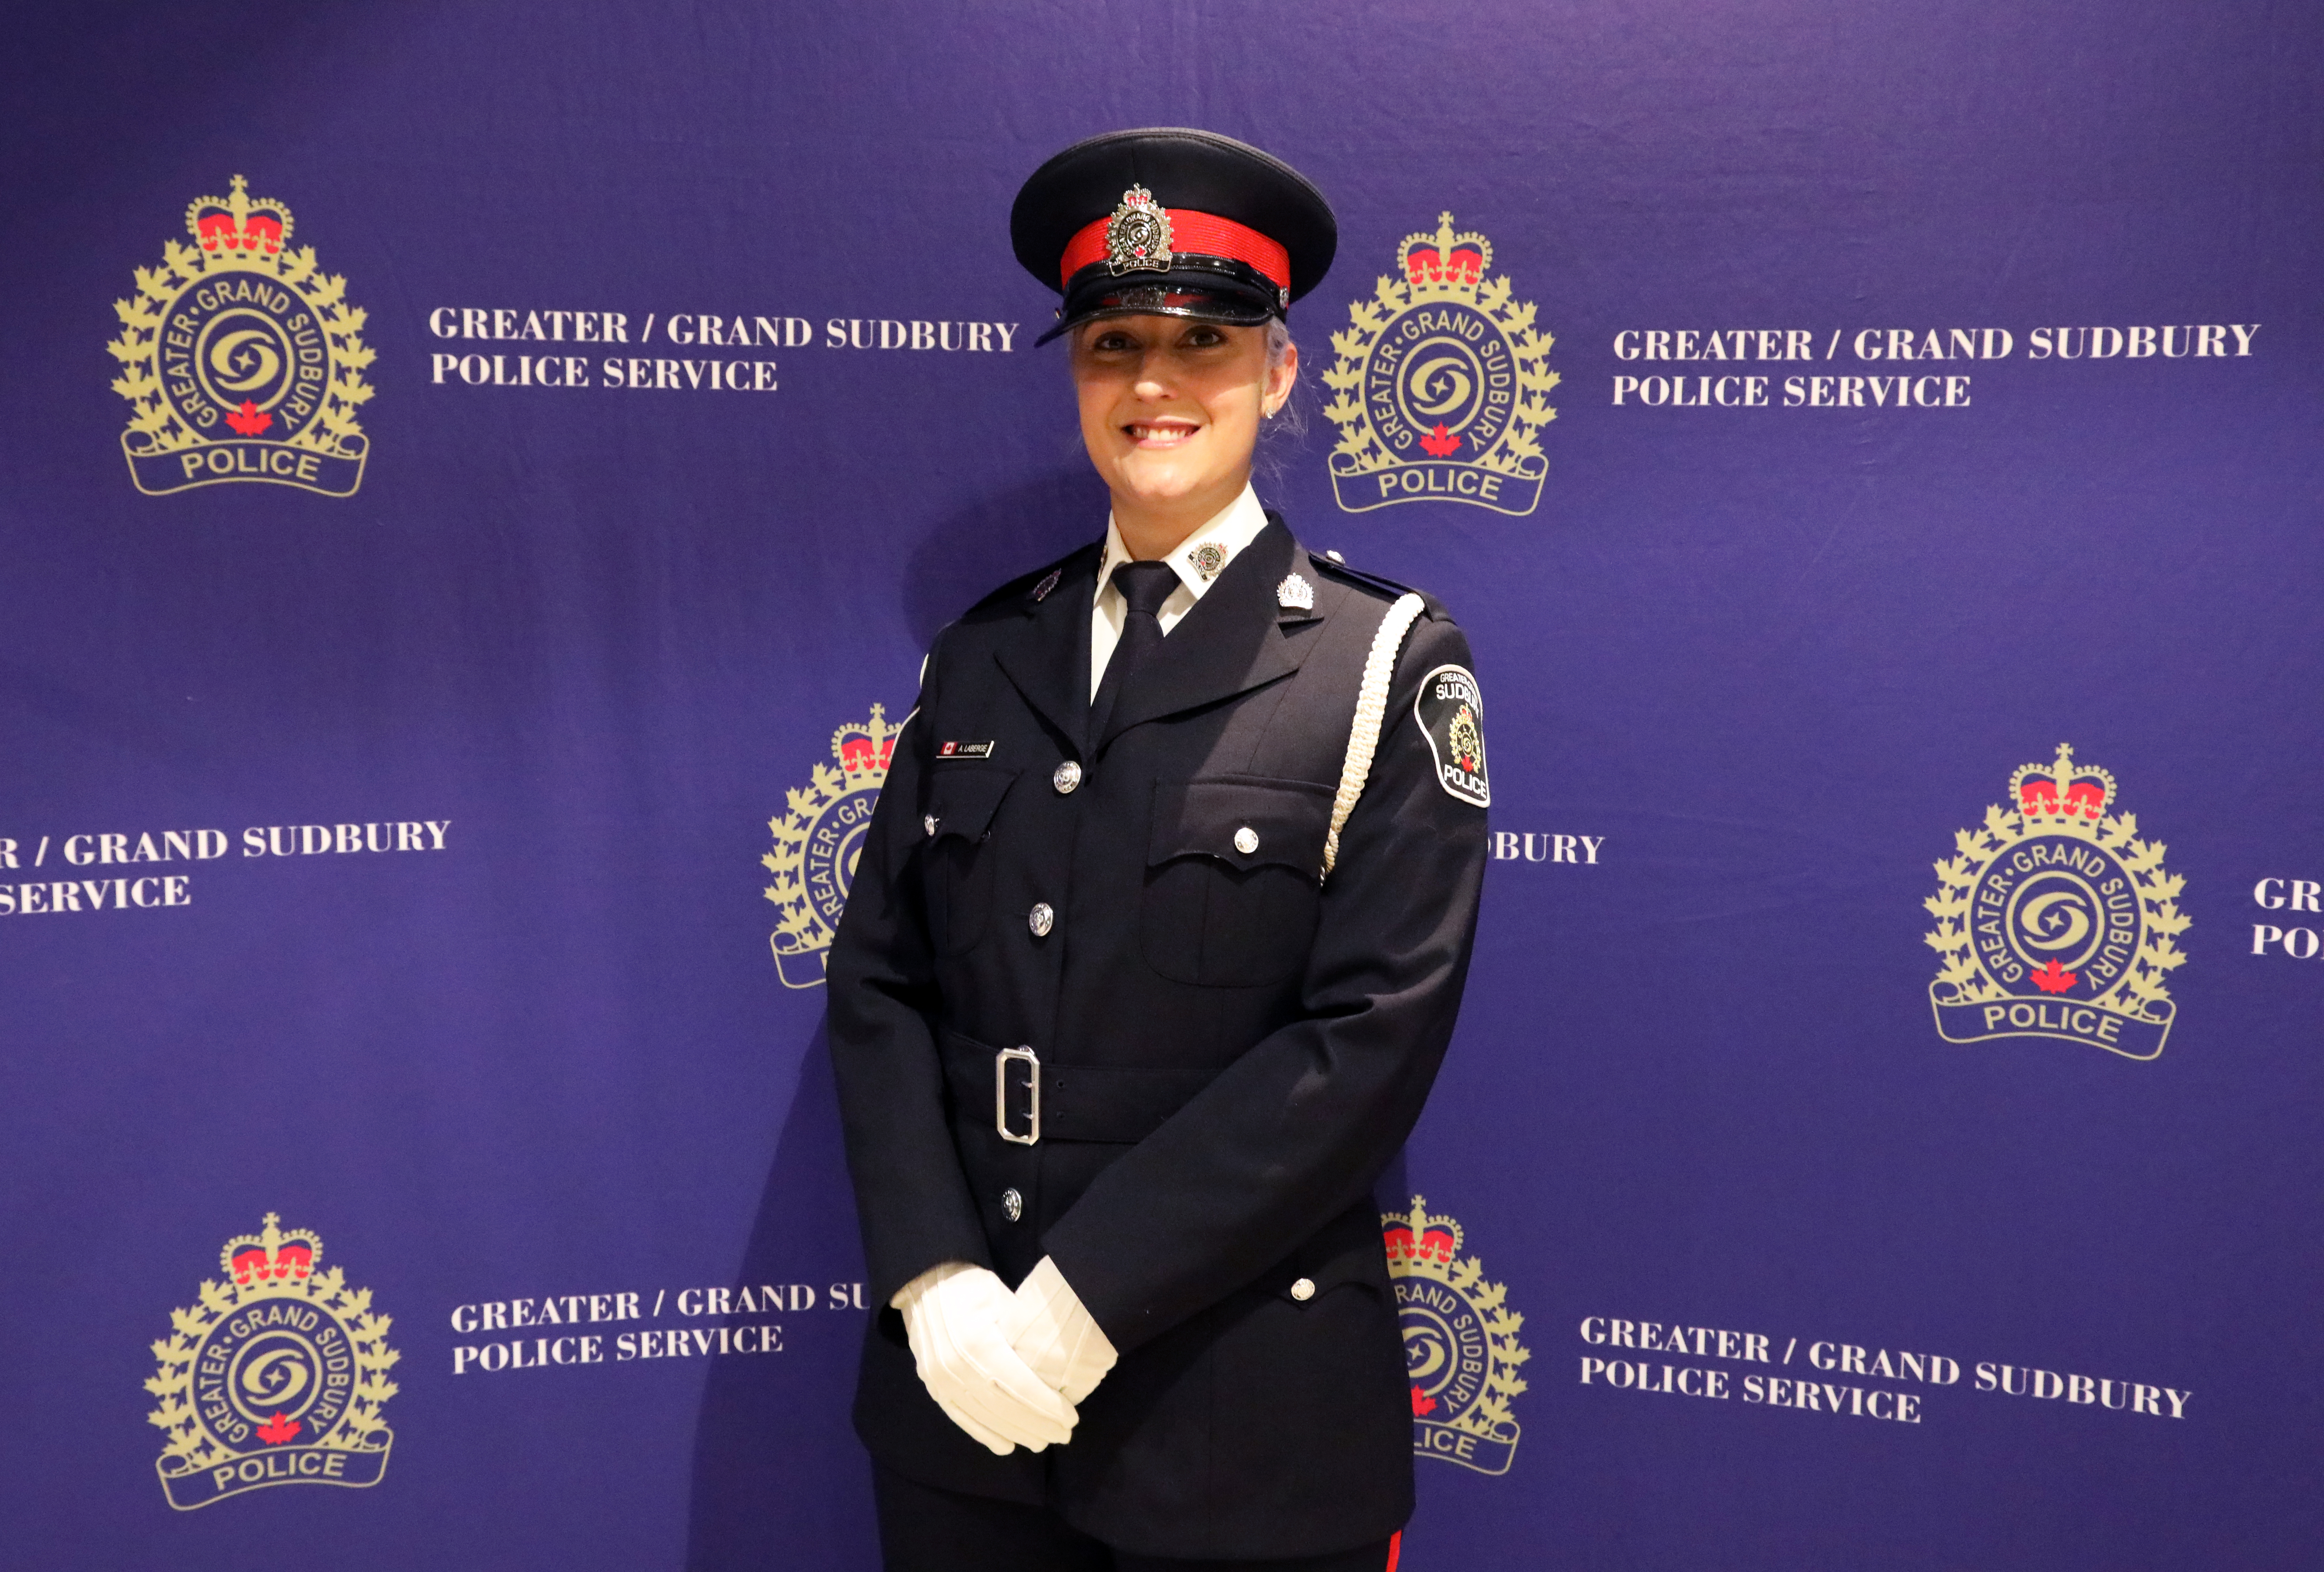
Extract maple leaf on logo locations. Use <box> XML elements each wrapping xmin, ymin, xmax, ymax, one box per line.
<box><xmin>2029</xmin><ymin>958</ymin><xmax>2077</xmax><ymax>994</ymax></box>
<box><xmin>1410</xmin><ymin>1385</ymin><xmax>1437</xmax><ymax>1417</ymax></box>
<box><xmin>225</xmin><ymin>399</ymin><xmax>272</xmax><ymax>437</ymax></box>
<box><xmin>1418</xmin><ymin>422</ymin><xmax>1460</xmax><ymax>457</ymax></box>
<box><xmin>255</xmin><ymin>1411</ymin><xmax>300</xmax><ymax>1445</ymax></box>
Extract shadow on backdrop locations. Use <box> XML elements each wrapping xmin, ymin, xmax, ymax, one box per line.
<box><xmin>683</xmin><ymin>1024</ymin><xmax>878</xmax><ymax>1572</ymax></box>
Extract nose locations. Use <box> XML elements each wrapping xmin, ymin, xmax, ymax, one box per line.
<box><xmin>1131</xmin><ymin>347</ymin><xmax>1175</xmax><ymax>399</ymax></box>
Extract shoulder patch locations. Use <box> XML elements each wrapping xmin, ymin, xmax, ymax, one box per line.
<box><xmin>1414</xmin><ymin>664</ymin><xmax>1489</xmax><ymax>806</ymax></box>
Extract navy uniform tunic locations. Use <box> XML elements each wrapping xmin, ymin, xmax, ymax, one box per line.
<box><xmin>828</xmin><ymin>514</ymin><xmax>1488</xmax><ymax>1560</ymax></box>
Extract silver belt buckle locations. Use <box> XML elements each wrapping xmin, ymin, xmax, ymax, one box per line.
<box><xmin>995</xmin><ymin>1046</ymin><xmax>1040</xmax><ymax>1145</ymax></box>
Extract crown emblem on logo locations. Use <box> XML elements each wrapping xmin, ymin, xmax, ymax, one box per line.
<box><xmin>1105</xmin><ymin>185</ymin><xmax>1174</xmax><ymax>275</ymax></box>
<box><xmin>222</xmin><ymin>1212</ymin><xmax>321</xmax><ymax>1286</ymax></box>
<box><xmin>1398</xmin><ymin>213</ymin><xmax>1492</xmax><ymax>288</ymax></box>
<box><xmin>187</xmin><ymin>175</ymin><xmax>294</xmax><ymax>257</ymax></box>
<box><xmin>2009</xmin><ymin>742</ymin><xmax>2116</xmax><ymax>824</ymax></box>
<box><xmin>1382</xmin><ymin>1199</ymin><xmax>1462</xmax><ymax>1267</ymax></box>
<box><xmin>833</xmin><ymin>705</ymin><xmax>903</xmax><ymax>782</ymax></box>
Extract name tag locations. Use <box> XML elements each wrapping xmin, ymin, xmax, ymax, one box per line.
<box><xmin>937</xmin><ymin>741</ymin><xmax>996</xmax><ymax>760</ymax></box>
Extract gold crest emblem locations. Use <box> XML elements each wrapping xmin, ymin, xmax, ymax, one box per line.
<box><xmin>1383</xmin><ymin>1195</ymin><xmax>1530</xmax><ymax>1475</ymax></box>
<box><xmin>1924</xmin><ymin>745</ymin><xmax>2189</xmax><ymax>1059</ymax></box>
<box><xmin>1324</xmin><ymin>213</ymin><xmax>1556</xmax><ymax>516</ymax></box>
<box><xmin>109</xmin><ymin>176</ymin><xmax>373</xmax><ymax>497</ymax></box>
<box><xmin>146</xmin><ymin>1213</ymin><xmax>399</xmax><ymax>1510</ymax></box>
<box><xmin>764</xmin><ymin>705</ymin><xmax>901</xmax><ymax>987</ymax></box>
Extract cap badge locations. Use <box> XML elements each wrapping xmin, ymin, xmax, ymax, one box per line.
<box><xmin>1188</xmin><ymin>542</ymin><xmax>1227</xmax><ymax>579</ymax></box>
<box><xmin>1277</xmin><ymin>572</ymin><xmax>1315</xmax><ymax>611</ymax></box>
<box><xmin>1105</xmin><ymin>186</ymin><xmax>1174</xmax><ymax>276</ymax></box>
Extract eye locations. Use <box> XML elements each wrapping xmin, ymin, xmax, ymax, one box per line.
<box><xmin>1180</xmin><ymin>325</ymin><xmax>1228</xmax><ymax>349</ymax></box>
<box><xmin>1088</xmin><ymin>330</ymin><xmax>1137</xmax><ymax>353</ymax></box>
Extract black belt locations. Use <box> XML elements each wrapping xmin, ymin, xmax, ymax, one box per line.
<box><xmin>939</xmin><ymin>1030</ymin><xmax>1221</xmax><ymax>1145</ymax></box>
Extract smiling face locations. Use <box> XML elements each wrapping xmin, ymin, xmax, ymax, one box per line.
<box><xmin>1071</xmin><ymin>314</ymin><xmax>1297</xmax><ymax>558</ymax></box>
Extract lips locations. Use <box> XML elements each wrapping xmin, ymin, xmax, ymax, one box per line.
<box><xmin>1124</xmin><ymin>419</ymin><xmax>1200</xmax><ymax>446</ymax></box>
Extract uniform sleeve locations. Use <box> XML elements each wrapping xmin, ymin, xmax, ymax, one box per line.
<box><xmin>826</xmin><ymin>630</ymin><xmax>993</xmax><ymax>1308</ymax></box>
<box><xmin>1040</xmin><ymin>614</ymin><xmax>1490</xmax><ymax>1354</ymax></box>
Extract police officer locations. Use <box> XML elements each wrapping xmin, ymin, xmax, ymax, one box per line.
<box><xmin>829</xmin><ymin>128</ymin><xmax>1490</xmax><ymax>1572</ymax></box>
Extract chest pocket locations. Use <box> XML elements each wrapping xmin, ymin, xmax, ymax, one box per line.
<box><xmin>920</xmin><ymin>766</ymin><xmax>1019</xmax><ymax>957</ymax></box>
<box><xmin>1141</xmin><ymin>776</ymin><xmax>1333</xmax><ymax>987</ymax></box>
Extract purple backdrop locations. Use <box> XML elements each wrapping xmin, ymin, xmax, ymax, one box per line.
<box><xmin>2</xmin><ymin>2</ymin><xmax>2319</xmax><ymax>1567</ymax></box>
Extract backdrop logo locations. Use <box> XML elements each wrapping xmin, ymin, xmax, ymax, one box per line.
<box><xmin>1384</xmin><ymin>1195</ymin><xmax>1530</xmax><ymax>1475</ymax></box>
<box><xmin>1923</xmin><ymin>745</ymin><xmax>2189</xmax><ymax>1060</ymax></box>
<box><xmin>145</xmin><ymin>1213</ymin><xmax>399</xmax><ymax>1510</ymax></box>
<box><xmin>1324</xmin><ymin>213</ymin><xmax>1557</xmax><ymax>516</ymax></box>
<box><xmin>109</xmin><ymin>175</ymin><xmax>374</xmax><ymax>497</ymax></box>
<box><xmin>764</xmin><ymin>705</ymin><xmax>899</xmax><ymax>987</ymax></box>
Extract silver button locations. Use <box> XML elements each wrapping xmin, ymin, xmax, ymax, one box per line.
<box><xmin>1233</xmin><ymin>826</ymin><xmax>1260</xmax><ymax>855</ymax></box>
<box><xmin>1002</xmin><ymin>1188</ymin><xmax>1024</xmax><ymax>1223</ymax></box>
<box><xmin>1289</xmin><ymin>1277</ymin><xmax>1315</xmax><ymax>1301</ymax></box>
<box><xmin>1028</xmin><ymin>902</ymin><xmax>1054</xmax><ymax>938</ymax></box>
<box><xmin>1052</xmin><ymin>760</ymin><xmax>1083</xmax><ymax>794</ymax></box>
<box><xmin>923</xmin><ymin>814</ymin><xmax>939</xmax><ymax>837</ymax></box>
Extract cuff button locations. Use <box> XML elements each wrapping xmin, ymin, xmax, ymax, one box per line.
<box><xmin>1289</xmin><ymin>1277</ymin><xmax>1315</xmax><ymax>1301</ymax></box>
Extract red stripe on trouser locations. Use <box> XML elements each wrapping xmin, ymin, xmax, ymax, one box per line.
<box><xmin>1385</xmin><ymin>1530</ymin><xmax>1401</xmax><ymax>1571</ymax></box>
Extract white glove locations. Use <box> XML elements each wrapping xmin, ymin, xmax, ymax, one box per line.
<box><xmin>891</xmin><ymin>1262</ymin><xmax>1078</xmax><ymax>1455</ymax></box>
<box><xmin>1002</xmin><ymin>1256</ymin><xmax>1119</xmax><ymax>1406</ymax></box>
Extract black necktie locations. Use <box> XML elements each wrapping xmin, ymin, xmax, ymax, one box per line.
<box><xmin>1090</xmin><ymin>559</ymin><xmax>1179</xmax><ymax>741</ymax></box>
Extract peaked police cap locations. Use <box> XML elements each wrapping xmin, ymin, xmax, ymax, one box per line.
<box><xmin>1011</xmin><ymin>128</ymin><xmax>1337</xmax><ymax>346</ymax></box>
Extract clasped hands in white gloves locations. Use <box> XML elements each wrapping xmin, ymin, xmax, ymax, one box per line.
<box><xmin>891</xmin><ymin>1256</ymin><xmax>1119</xmax><ymax>1456</ymax></box>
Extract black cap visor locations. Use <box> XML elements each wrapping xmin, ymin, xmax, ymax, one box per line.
<box><xmin>1037</xmin><ymin>259</ymin><xmax>1283</xmax><ymax>347</ymax></box>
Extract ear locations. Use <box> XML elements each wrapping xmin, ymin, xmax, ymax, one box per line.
<box><xmin>1263</xmin><ymin>338</ymin><xmax>1300</xmax><ymax>417</ymax></box>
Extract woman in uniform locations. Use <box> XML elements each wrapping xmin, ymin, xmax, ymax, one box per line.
<box><xmin>829</xmin><ymin>127</ymin><xmax>1490</xmax><ymax>1572</ymax></box>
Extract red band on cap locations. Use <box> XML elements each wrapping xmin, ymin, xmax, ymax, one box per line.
<box><xmin>1059</xmin><ymin>209</ymin><xmax>1290</xmax><ymax>293</ymax></box>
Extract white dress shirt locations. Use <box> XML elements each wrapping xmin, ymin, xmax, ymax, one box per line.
<box><xmin>1089</xmin><ymin>484</ymin><xmax>1271</xmax><ymax>700</ymax></box>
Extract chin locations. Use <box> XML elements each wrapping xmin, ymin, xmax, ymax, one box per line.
<box><xmin>1112</xmin><ymin>461</ymin><xmax>1212</xmax><ymax>504</ymax></box>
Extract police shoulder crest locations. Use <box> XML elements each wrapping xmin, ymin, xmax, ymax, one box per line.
<box><xmin>1414</xmin><ymin>664</ymin><xmax>1489</xmax><ymax>806</ymax></box>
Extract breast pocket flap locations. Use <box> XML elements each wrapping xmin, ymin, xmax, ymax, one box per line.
<box><xmin>1148</xmin><ymin>777</ymin><xmax>1333</xmax><ymax>879</ymax></box>
<box><xmin>923</xmin><ymin>766</ymin><xmax>1019</xmax><ymax>845</ymax></box>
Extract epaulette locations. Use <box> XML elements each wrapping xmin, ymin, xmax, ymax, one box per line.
<box><xmin>1309</xmin><ymin>549</ymin><xmax>1450</xmax><ymax>620</ymax></box>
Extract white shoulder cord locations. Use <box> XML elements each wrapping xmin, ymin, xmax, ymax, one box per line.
<box><xmin>1321</xmin><ymin>593</ymin><xmax>1427</xmax><ymax>881</ymax></box>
